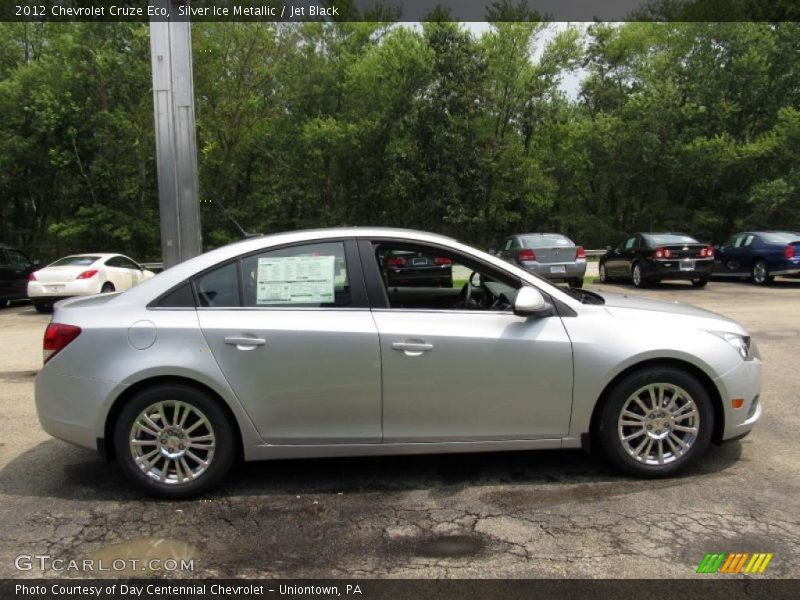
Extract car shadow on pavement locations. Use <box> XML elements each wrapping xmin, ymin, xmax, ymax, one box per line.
<box><xmin>0</xmin><ymin>438</ymin><xmax>743</xmax><ymax>502</ymax></box>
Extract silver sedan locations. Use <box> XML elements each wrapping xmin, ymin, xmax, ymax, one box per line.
<box><xmin>35</xmin><ymin>228</ymin><xmax>762</xmax><ymax>497</ymax></box>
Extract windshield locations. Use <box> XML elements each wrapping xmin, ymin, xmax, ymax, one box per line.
<box><xmin>644</xmin><ymin>234</ymin><xmax>698</xmax><ymax>246</ymax></box>
<box><xmin>49</xmin><ymin>256</ymin><xmax>101</xmax><ymax>267</ymax></box>
<box><xmin>760</xmin><ymin>232</ymin><xmax>800</xmax><ymax>243</ymax></box>
<box><xmin>521</xmin><ymin>234</ymin><xmax>574</xmax><ymax>248</ymax></box>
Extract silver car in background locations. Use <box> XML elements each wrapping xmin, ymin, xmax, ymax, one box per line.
<box><xmin>35</xmin><ymin>228</ymin><xmax>761</xmax><ymax>497</ymax></box>
<box><xmin>496</xmin><ymin>233</ymin><xmax>587</xmax><ymax>288</ymax></box>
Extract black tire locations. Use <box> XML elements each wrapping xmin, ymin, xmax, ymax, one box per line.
<box><xmin>631</xmin><ymin>262</ymin><xmax>648</xmax><ymax>288</ymax></box>
<box><xmin>598</xmin><ymin>262</ymin><xmax>610</xmax><ymax>283</ymax></box>
<box><xmin>101</xmin><ymin>282</ymin><xmax>115</xmax><ymax>293</ymax></box>
<box><xmin>569</xmin><ymin>278</ymin><xmax>584</xmax><ymax>289</ymax></box>
<box><xmin>0</xmin><ymin>299</ymin><xmax>8</xmax><ymax>309</ymax></box>
<box><xmin>113</xmin><ymin>383</ymin><xmax>237</xmax><ymax>498</ymax></box>
<box><xmin>751</xmin><ymin>260</ymin><xmax>773</xmax><ymax>285</ymax></box>
<box><xmin>33</xmin><ymin>301</ymin><xmax>52</xmax><ymax>313</ymax></box>
<box><xmin>691</xmin><ymin>276</ymin><xmax>709</xmax><ymax>288</ymax></box>
<box><xmin>597</xmin><ymin>366</ymin><xmax>713</xmax><ymax>477</ymax></box>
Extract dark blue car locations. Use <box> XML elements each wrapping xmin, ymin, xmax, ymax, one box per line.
<box><xmin>713</xmin><ymin>231</ymin><xmax>800</xmax><ymax>285</ymax></box>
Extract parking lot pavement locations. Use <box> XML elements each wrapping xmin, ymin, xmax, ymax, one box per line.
<box><xmin>0</xmin><ymin>280</ymin><xmax>798</xmax><ymax>579</ymax></box>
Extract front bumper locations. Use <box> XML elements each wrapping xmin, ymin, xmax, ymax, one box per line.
<box><xmin>714</xmin><ymin>356</ymin><xmax>763</xmax><ymax>441</ymax></box>
<box><xmin>28</xmin><ymin>279</ymin><xmax>102</xmax><ymax>298</ymax></box>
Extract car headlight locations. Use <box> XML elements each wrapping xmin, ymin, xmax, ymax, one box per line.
<box><xmin>709</xmin><ymin>331</ymin><xmax>758</xmax><ymax>361</ymax></box>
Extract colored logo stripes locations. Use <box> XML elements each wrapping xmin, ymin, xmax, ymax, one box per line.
<box><xmin>696</xmin><ymin>553</ymin><xmax>773</xmax><ymax>574</ymax></box>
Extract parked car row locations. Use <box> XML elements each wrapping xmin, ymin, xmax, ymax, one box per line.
<box><xmin>491</xmin><ymin>230</ymin><xmax>800</xmax><ymax>289</ymax></box>
<box><xmin>0</xmin><ymin>246</ymin><xmax>155</xmax><ymax>312</ymax></box>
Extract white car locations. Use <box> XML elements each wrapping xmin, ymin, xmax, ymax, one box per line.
<box><xmin>28</xmin><ymin>253</ymin><xmax>155</xmax><ymax>312</ymax></box>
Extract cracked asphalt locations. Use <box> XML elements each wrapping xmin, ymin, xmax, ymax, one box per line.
<box><xmin>0</xmin><ymin>279</ymin><xmax>798</xmax><ymax>579</ymax></box>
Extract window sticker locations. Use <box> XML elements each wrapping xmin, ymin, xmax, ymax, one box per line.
<box><xmin>256</xmin><ymin>255</ymin><xmax>336</xmax><ymax>305</ymax></box>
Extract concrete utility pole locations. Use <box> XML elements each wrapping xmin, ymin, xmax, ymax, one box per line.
<box><xmin>149</xmin><ymin>0</ymin><xmax>202</xmax><ymax>268</ymax></box>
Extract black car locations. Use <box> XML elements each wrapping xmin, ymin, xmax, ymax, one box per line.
<box><xmin>713</xmin><ymin>231</ymin><xmax>800</xmax><ymax>285</ymax></box>
<box><xmin>599</xmin><ymin>233</ymin><xmax>715</xmax><ymax>288</ymax></box>
<box><xmin>0</xmin><ymin>243</ymin><xmax>38</xmax><ymax>307</ymax></box>
<box><xmin>380</xmin><ymin>249</ymin><xmax>453</xmax><ymax>287</ymax></box>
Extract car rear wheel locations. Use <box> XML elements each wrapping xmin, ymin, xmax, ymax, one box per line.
<box><xmin>101</xmin><ymin>282</ymin><xmax>115</xmax><ymax>293</ymax></box>
<box><xmin>598</xmin><ymin>366</ymin><xmax>713</xmax><ymax>477</ymax></box>
<box><xmin>599</xmin><ymin>262</ymin><xmax>610</xmax><ymax>283</ymax></box>
<box><xmin>691</xmin><ymin>276</ymin><xmax>709</xmax><ymax>288</ymax></box>
<box><xmin>631</xmin><ymin>263</ymin><xmax>647</xmax><ymax>288</ymax></box>
<box><xmin>33</xmin><ymin>300</ymin><xmax>52</xmax><ymax>313</ymax></box>
<box><xmin>114</xmin><ymin>383</ymin><xmax>236</xmax><ymax>498</ymax></box>
<box><xmin>751</xmin><ymin>260</ymin><xmax>773</xmax><ymax>285</ymax></box>
<box><xmin>569</xmin><ymin>278</ymin><xmax>584</xmax><ymax>288</ymax></box>
<box><xmin>0</xmin><ymin>299</ymin><xmax>8</xmax><ymax>309</ymax></box>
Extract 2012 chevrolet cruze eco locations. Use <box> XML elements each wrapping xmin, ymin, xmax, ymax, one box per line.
<box><xmin>35</xmin><ymin>228</ymin><xmax>762</xmax><ymax>497</ymax></box>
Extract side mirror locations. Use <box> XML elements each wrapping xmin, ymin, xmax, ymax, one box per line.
<box><xmin>514</xmin><ymin>287</ymin><xmax>551</xmax><ymax>318</ymax></box>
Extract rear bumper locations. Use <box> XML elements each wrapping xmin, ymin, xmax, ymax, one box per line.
<box><xmin>521</xmin><ymin>260</ymin><xmax>587</xmax><ymax>281</ymax></box>
<box><xmin>35</xmin><ymin>367</ymin><xmax>121</xmax><ymax>453</ymax></box>
<box><xmin>645</xmin><ymin>258</ymin><xmax>714</xmax><ymax>279</ymax></box>
<box><xmin>387</xmin><ymin>268</ymin><xmax>452</xmax><ymax>286</ymax></box>
<box><xmin>28</xmin><ymin>279</ymin><xmax>102</xmax><ymax>298</ymax></box>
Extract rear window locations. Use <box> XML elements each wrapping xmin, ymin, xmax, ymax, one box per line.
<box><xmin>760</xmin><ymin>232</ymin><xmax>800</xmax><ymax>243</ymax></box>
<box><xmin>50</xmin><ymin>256</ymin><xmax>101</xmax><ymax>267</ymax></box>
<box><xmin>521</xmin><ymin>234</ymin><xmax>574</xmax><ymax>248</ymax></box>
<box><xmin>643</xmin><ymin>234</ymin><xmax>698</xmax><ymax>246</ymax></box>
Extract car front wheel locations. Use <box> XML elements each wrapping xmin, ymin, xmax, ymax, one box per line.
<box><xmin>114</xmin><ymin>383</ymin><xmax>236</xmax><ymax>498</ymax></box>
<box><xmin>691</xmin><ymin>276</ymin><xmax>709</xmax><ymax>288</ymax></box>
<box><xmin>598</xmin><ymin>366</ymin><xmax>713</xmax><ymax>477</ymax></box>
<box><xmin>599</xmin><ymin>263</ymin><xmax>609</xmax><ymax>283</ymax></box>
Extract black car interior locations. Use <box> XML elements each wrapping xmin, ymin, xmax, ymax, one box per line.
<box><xmin>373</xmin><ymin>242</ymin><xmax>519</xmax><ymax>311</ymax></box>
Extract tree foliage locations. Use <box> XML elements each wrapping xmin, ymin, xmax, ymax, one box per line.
<box><xmin>0</xmin><ymin>22</ymin><xmax>798</xmax><ymax>261</ymax></box>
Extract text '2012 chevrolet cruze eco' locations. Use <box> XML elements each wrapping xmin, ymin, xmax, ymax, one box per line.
<box><xmin>35</xmin><ymin>228</ymin><xmax>761</xmax><ymax>497</ymax></box>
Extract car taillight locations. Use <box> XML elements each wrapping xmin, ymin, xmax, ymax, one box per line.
<box><xmin>76</xmin><ymin>269</ymin><xmax>98</xmax><ymax>279</ymax></box>
<box><xmin>28</xmin><ymin>272</ymin><xmax>37</xmax><ymax>281</ymax></box>
<box><xmin>576</xmin><ymin>246</ymin><xmax>586</xmax><ymax>259</ymax></box>
<box><xmin>43</xmin><ymin>323</ymin><xmax>82</xmax><ymax>364</ymax></box>
<box><xmin>434</xmin><ymin>257</ymin><xmax>452</xmax><ymax>266</ymax></box>
<box><xmin>386</xmin><ymin>257</ymin><xmax>406</xmax><ymax>268</ymax></box>
<box><xmin>699</xmin><ymin>246</ymin><xmax>714</xmax><ymax>258</ymax></box>
<box><xmin>785</xmin><ymin>245</ymin><xmax>796</xmax><ymax>259</ymax></box>
<box><xmin>518</xmin><ymin>248</ymin><xmax>536</xmax><ymax>262</ymax></box>
<box><xmin>654</xmin><ymin>247</ymin><xmax>672</xmax><ymax>259</ymax></box>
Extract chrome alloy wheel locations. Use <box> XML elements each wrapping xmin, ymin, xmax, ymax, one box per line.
<box><xmin>752</xmin><ymin>261</ymin><xmax>768</xmax><ymax>284</ymax></box>
<box><xmin>129</xmin><ymin>400</ymin><xmax>216</xmax><ymax>484</ymax></box>
<box><xmin>632</xmin><ymin>263</ymin><xmax>642</xmax><ymax>287</ymax></box>
<box><xmin>617</xmin><ymin>383</ymin><xmax>699</xmax><ymax>465</ymax></box>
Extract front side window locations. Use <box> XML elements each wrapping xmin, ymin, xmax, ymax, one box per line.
<box><xmin>374</xmin><ymin>242</ymin><xmax>519</xmax><ymax>312</ymax></box>
<box><xmin>241</xmin><ymin>241</ymin><xmax>350</xmax><ymax>308</ymax></box>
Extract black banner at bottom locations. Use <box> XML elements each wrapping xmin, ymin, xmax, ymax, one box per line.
<box><xmin>3</xmin><ymin>579</ymin><xmax>800</xmax><ymax>600</ymax></box>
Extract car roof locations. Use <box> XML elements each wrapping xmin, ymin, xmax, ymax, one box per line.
<box><xmin>114</xmin><ymin>227</ymin><xmax>578</xmax><ymax>308</ymax></box>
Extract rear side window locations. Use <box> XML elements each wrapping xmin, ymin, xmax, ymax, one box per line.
<box><xmin>195</xmin><ymin>262</ymin><xmax>240</xmax><ymax>308</ymax></box>
<box><xmin>155</xmin><ymin>283</ymin><xmax>196</xmax><ymax>308</ymax></box>
<box><xmin>241</xmin><ymin>242</ymin><xmax>350</xmax><ymax>307</ymax></box>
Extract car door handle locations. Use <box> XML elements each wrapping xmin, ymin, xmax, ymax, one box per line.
<box><xmin>225</xmin><ymin>336</ymin><xmax>266</xmax><ymax>348</ymax></box>
<box><xmin>391</xmin><ymin>341</ymin><xmax>434</xmax><ymax>355</ymax></box>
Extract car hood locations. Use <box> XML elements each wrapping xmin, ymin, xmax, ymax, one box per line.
<box><xmin>597</xmin><ymin>291</ymin><xmax>746</xmax><ymax>333</ymax></box>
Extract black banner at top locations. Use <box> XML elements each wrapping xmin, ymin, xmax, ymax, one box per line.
<box><xmin>1</xmin><ymin>0</ymin><xmax>799</xmax><ymax>23</ymax></box>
